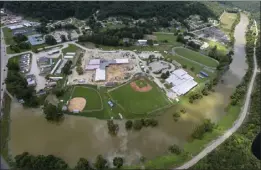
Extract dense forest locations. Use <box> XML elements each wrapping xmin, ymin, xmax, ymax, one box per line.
<box><xmin>2</xmin><ymin>1</ymin><xmax>218</xmax><ymax>21</ymax></box>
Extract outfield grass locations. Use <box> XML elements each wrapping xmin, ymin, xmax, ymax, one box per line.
<box><xmin>167</xmin><ymin>54</ymin><xmax>216</xmax><ymax>83</ymax></box>
<box><xmin>0</xmin><ymin>93</ymin><xmax>12</xmax><ymax>160</ymax></box>
<box><xmin>61</xmin><ymin>85</ymin><xmax>125</xmax><ymax>119</ymax></box>
<box><xmin>220</xmin><ymin>12</ymin><xmax>238</xmax><ymax>34</ymax></box>
<box><xmin>109</xmin><ymin>78</ymin><xmax>170</xmax><ymax>115</ymax></box>
<box><xmin>2</xmin><ymin>27</ymin><xmax>14</xmax><ymax>45</ymax></box>
<box><xmin>153</xmin><ymin>32</ymin><xmax>182</xmax><ymax>47</ymax></box>
<box><xmin>62</xmin><ymin>44</ymin><xmax>81</xmax><ymax>55</ymax></box>
<box><xmin>71</xmin><ymin>86</ymin><xmax>103</xmax><ymax>111</ymax></box>
<box><xmin>174</xmin><ymin>47</ymin><xmax>219</xmax><ymax>68</ymax></box>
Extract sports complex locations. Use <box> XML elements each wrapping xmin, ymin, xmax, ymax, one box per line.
<box><xmin>62</xmin><ymin>74</ymin><xmax>172</xmax><ymax>119</ymax></box>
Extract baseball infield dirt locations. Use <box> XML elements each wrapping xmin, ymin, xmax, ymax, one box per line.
<box><xmin>68</xmin><ymin>97</ymin><xmax>86</xmax><ymax>112</ymax></box>
<box><xmin>130</xmin><ymin>79</ymin><xmax>152</xmax><ymax>92</ymax></box>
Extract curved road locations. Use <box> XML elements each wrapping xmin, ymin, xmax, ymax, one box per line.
<box><xmin>176</xmin><ymin>20</ymin><xmax>258</xmax><ymax>169</ymax></box>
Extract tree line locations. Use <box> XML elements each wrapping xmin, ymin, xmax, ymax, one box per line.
<box><xmin>6</xmin><ymin>57</ymin><xmax>39</xmax><ymax>107</ymax></box>
<box><xmin>3</xmin><ymin>2</ymin><xmax>218</xmax><ymax>23</ymax></box>
<box><xmin>9</xmin><ymin>33</ymin><xmax>31</xmax><ymax>53</ymax></box>
<box><xmin>13</xmin><ymin>152</ymin><xmax>125</xmax><ymax>170</ymax></box>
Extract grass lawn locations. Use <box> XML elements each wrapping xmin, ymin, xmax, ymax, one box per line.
<box><xmin>174</xmin><ymin>47</ymin><xmax>219</xmax><ymax>68</ymax></box>
<box><xmin>71</xmin><ymin>86</ymin><xmax>103</xmax><ymax>111</ymax></box>
<box><xmin>62</xmin><ymin>44</ymin><xmax>81</xmax><ymax>55</ymax></box>
<box><xmin>208</xmin><ymin>40</ymin><xmax>229</xmax><ymax>54</ymax></box>
<box><xmin>2</xmin><ymin>27</ymin><xmax>14</xmax><ymax>45</ymax></box>
<box><xmin>167</xmin><ymin>54</ymin><xmax>216</xmax><ymax>83</ymax></box>
<box><xmin>109</xmin><ymin>78</ymin><xmax>170</xmax><ymax>115</ymax></box>
<box><xmin>153</xmin><ymin>32</ymin><xmax>182</xmax><ymax>47</ymax></box>
<box><xmin>219</xmin><ymin>12</ymin><xmax>238</xmax><ymax>34</ymax></box>
<box><xmin>0</xmin><ymin>93</ymin><xmax>12</xmax><ymax>160</ymax></box>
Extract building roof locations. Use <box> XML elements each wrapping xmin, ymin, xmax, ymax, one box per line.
<box><xmin>166</xmin><ymin>69</ymin><xmax>197</xmax><ymax>95</ymax></box>
<box><xmin>64</xmin><ymin>55</ymin><xmax>74</xmax><ymax>59</ymax></box>
<box><xmin>89</xmin><ymin>59</ymin><xmax>101</xmax><ymax>65</ymax></box>
<box><xmin>8</xmin><ymin>24</ymin><xmax>24</xmax><ymax>30</ymax></box>
<box><xmin>138</xmin><ymin>40</ymin><xmax>147</xmax><ymax>43</ymax></box>
<box><xmin>38</xmin><ymin>57</ymin><xmax>49</xmax><ymax>63</ymax></box>
<box><xmin>95</xmin><ymin>68</ymin><xmax>106</xmax><ymax>81</ymax></box>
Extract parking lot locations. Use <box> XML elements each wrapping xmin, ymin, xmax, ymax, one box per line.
<box><xmin>19</xmin><ymin>53</ymin><xmax>31</xmax><ymax>74</ymax></box>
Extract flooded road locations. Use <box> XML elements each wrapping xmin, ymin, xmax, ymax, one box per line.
<box><xmin>9</xmin><ymin>14</ymin><xmax>249</xmax><ymax>167</ymax></box>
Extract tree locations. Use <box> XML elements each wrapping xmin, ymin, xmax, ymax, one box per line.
<box><xmin>62</xmin><ymin>60</ymin><xmax>73</xmax><ymax>75</ymax></box>
<box><xmin>94</xmin><ymin>155</ymin><xmax>108</xmax><ymax>170</ymax></box>
<box><xmin>107</xmin><ymin>120</ymin><xmax>119</xmax><ymax>135</ymax></box>
<box><xmin>75</xmin><ymin>158</ymin><xmax>93</xmax><ymax>170</ymax></box>
<box><xmin>13</xmin><ymin>33</ymin><xmax>28</xmax><ymax>43</ymax></box>
<box><xmin>190</xmin><ymin>66</ymin><xmax>195</xmax><ymax>72</ymax></box>
<box><xmin>125</xmin><ymin>120</ymin><xmax>133</xmax><ymax>130</ymax></box>
<box><xmin>45</xmin><ymin>35</ymin><xmax>57</xmax><ymax>45</ymax></box>
<box><xmin>168</xmin><ymin>144</ymin><xmax>182</xmax><ymax>155</ymax></box>
<box><xmin>133</xmin><ymin>120</ymin><xmax>143</xmax><ymax>130</ymax></box>
<box><xmin>173</xmin><ymin>112</ymin><xmax>180</xmax><ymax>122</ymax></box>
<box><xmin>113</xmin><ymin>157</ymin><xmax>124</xmax><ymax>168</ymax></box>
<box><xmin>43</xmin><ymin>103</ymin><xmax>63</xmax><ymax>122</ymax></box>
<box><xmin>182</xmin><ymin>64</ymin><xmax>187</xmax><ymax>69</ymax></box>
<box><xmin>76</xmin><ymin>66</ymin><xmax>84</xmax><ymax>75</ymax></box>
<box><xmin>60</xmin><ymin>34</ymin><xmax>67</xmax><ymax>42</ymax></box>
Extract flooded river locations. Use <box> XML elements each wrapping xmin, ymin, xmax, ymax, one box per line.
<box><xmin>9</xmin><ymin>14</ymin><xmax>249</xmax><ymax>167</ymax></box>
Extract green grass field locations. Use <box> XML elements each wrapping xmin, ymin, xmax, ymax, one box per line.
<box><xmin>174</xmin><ymin>47</ymin><xmax>219</xmax><ymax>68</ymax></box>
<box><xmin>220</xmin><ymin>12</ymin><xmax>238</xmax><ymax>34</ymax></box>
<box><xmin>109</xmin><ymin>78</ymin><xmax>170</xmax><ymax>114</ymax></box>
<box><xmin>71</xmin><ymin>86</ymin><xmax>103</xmax><ymax>111</ymax></box>
<box><xmin>153</xmin><ymin>32</ymin><xmax>182</xmax><ymax>47</ymax></box>
<box><xmin>62</xmin><ymin>44</ymin><xmax>81</xmax><ymax>55</ymax></box>
<box><xmin>2</xmin><ymin>27</ymin><xmax>14</xmax><ymax>45</ymax></box>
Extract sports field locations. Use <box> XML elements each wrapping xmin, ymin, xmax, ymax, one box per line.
<box><xmin>220</xmin><ymin>12</ymin><xmax>238</xmax><ymax>33</ymax></box>
<box><xmin>109</xmin><ymin>78</ymin><xmax>170</xmax><ymax>114</ymax></box>
<box><xmin>70</xmin><ymin>86</ymin><xmax>103</xmax><ymax>111</ymax></box>
<box><xmin>174</xmin><ymin>47</ymin><xmax>219</xmax><ymax>68</ymax></box>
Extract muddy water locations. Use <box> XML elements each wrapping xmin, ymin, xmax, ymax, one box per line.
<box><xmin>9</xmin><ymin>14</ymin><xmax>249</xmax><ymax>167</ymax></box>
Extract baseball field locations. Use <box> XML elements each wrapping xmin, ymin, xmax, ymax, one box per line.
<box><xmin>109</xmin><ymin>78</ymin><xmax>171</xmax><ymax>115</ymax></box>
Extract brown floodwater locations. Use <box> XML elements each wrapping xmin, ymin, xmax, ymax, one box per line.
<box><xmin>9</xmin><ymin>14</ymin><xmax>249</xmax><ymax>167</ymax></box>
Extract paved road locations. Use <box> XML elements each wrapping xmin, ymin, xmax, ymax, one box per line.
<box><xmin>0</xmin><ymin>27</ymin><xmax>10</xmax><ymax>169</ymax></box>
<box><xmin>176</xmin><ymin>20</ymin><xmax>259</xmax><ymax>169</ymax></box>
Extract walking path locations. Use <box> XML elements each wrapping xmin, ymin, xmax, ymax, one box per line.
<box><xmin>176</xmin><ymin>19</ymin><xmax>258</xmax><ymax>170</ymax></box>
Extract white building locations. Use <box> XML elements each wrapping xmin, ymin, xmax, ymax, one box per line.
<box><xmin>166</xmin><ymin>69</ymin><xmax>197</xmax><ymax>96</ymax></box>
<box><xmin>137</xmin><ymin>40</ymin><xmax>147</xmax><ymax>46</ymax></box>
<box><xmin>200</xmin><ymin>42</ymin><xmax>209</xmax><ymax>50</ymax></box>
